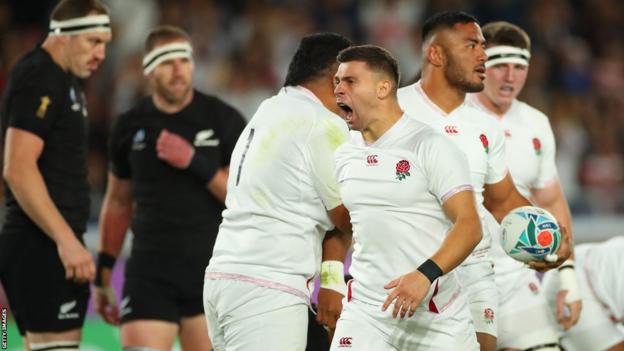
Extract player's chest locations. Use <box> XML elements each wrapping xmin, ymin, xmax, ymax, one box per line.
<box><xmin>337</xmin><ymin>148</ymin><xmax>428</xmax><ymax>207</ymax></box>
<box><xmin>503</xmin><ymin>123</ymin><xmax>543</xmax><ymax>180</ymax></box>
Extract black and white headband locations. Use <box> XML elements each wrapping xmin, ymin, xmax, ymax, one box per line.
<box><xmin>485</xmin><ymin>45</ymin><xmax>531</xmax><ymax>68</ymax></box>
<box><xmin>142</xmin><ymin>42</ymin><xmax>193</xmax><ymax>75</ymax></box>
<box><xmin>49</xmin><ymin>14</ymin><xmax>111</xmax><ymax>36</ymax></box>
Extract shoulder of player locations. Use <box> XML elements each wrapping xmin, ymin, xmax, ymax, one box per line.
<box><xmin>112</xmin><ymin>97</ymin><xmax>153</xmax><ymax>130</ymax></box>
<box><xmin>514</xmin><ymin>100</ymin><xmax>551</xmax><ymax>125</ymax></box>
<box><xmin>9</xmin><ymin>51</ymin><xmax>67</xmax><ymax>93</ymax></box>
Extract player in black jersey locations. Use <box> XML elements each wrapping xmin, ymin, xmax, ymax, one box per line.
<box><xmin>92</xmin><ymin>25</ymin><xmax>246</xmax><ymax>351</ymax></box>
<box><xmin>0</xmin><ymin>1</ymin><xmax>111</xmax><ymax>350</ymax></box>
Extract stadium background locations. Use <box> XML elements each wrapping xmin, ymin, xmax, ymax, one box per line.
<box><xmin>0</xmin><ymin>0</ymin><xmax>622</xmax><ymax>349</ymax></box>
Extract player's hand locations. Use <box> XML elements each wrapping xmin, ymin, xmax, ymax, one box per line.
<box><xmin>156</xmin><ymin>129</ymin><xmax>194</xmax><ymax>169</ymax></box>
<box><xmin>316</xmin><ymin>287</ymin><xmax>344</xmax><ymax>332</ymax></box>
<box><xmin>93</xmin><ymin>284</ymin><xmax>120</xmax><ymax>325</ymax></box>
<box><xmin>556</xmin><ymin>290</ymin><xmax>582</xmax><ymax>330</ymax></box>
<box><xmin>528</xmin><ymin>224</ymin><xmax>572</xmax><ymax>272</ymax></box>
<box><xmin>57</xmin><ymin>236</ymin><xmax>95</xmax><ymax>283</ymax></box>
<box><xmin>382</xmin><ymin>270</ymin><xmax>431</xmax><ymax>319</ymax></box>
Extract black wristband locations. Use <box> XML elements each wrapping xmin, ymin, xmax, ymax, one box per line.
<box><xmin>558</xmin><ymin>264</ymin><xmax>575</xmax><ymax>271</ymax></box>
<box><xmin>417</xmin><ymin>259</ymin><xmax>443</xmax><ymax>283</ymax></box>
<box><xmin>94</xmin><ymin>252</ymin><xmax>116</xmax><ymax>287</ymax></box>
<box><xmin>187</xmin><ymin>152</ymin><xmax>219</xmax><ymax>185</ymax></box>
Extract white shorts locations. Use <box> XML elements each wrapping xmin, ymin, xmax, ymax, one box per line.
<box><xmin>203</xmin><ymin>278</ymin><xmax>308</xmax><ymax>351</ymax></box>
<box><xmin>330</xmin><ymin>293</ymin><xmax>479</xmax><ymax>350</ymax></box>
<box><xmin>496</xmin><ymin>270</ymin><xmax>559</xmax><ymax>349</ymax></box>
<box><xmin>456</xmin><ymin>261</ymin><xmax>499</xmax><ymax>337</ymax></box>
<box><xmin>541</xmin><ymin>250</ymin><xmax>624</xmax><ymax>351</ymax></box>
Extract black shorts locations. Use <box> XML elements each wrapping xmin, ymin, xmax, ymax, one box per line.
<box><xmin>0</xmin><ymin>231</ymin><xmax>89</xmax><ymax>335</ymax></box>
<box><xmin>120</xmin><ymin>251</ymin><xmax>208</xmax><ymax>324</ymax></box>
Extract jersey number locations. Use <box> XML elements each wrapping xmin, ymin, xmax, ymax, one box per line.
<box><xmin>235</xmin><ymin>128</ymin><xmax>255</xmax><ymax>186</ymax></box>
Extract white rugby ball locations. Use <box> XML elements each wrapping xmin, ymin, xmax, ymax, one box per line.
<box><xmin>500</xmin><ymin>206</ymin><xmax>561</xmax><ymax>263</ymax></box>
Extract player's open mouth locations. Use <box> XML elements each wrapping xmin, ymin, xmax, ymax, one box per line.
<box><xmin>337</xmin><ymin>102</ymin><xmax>354</xmax><ymax>123</ymax></box>
<box><xmin>475</xmin><ymin>66</ymin><xmax>486</xmax><ymax>79</ymax></box>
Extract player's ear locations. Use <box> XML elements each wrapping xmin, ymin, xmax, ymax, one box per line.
<box><xmin>426</xmin><ymin>43</ymin><xmax>445</xmax><ymax>67</ymax></box>
<box><xmin>376</xmin><ymin>78</ymin><xmax>392</xmax><ymax>100</ymax></box>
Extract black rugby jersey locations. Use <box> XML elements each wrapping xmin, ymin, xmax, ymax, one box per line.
<box><xmin>110</xmin><ymin>90</ymin><xmax>246</xmax><ymax>255</ymax></box>
<box><xmin>0</xmin><ymin>46</ymin><xmax>90</xmax><ymax>236</ymax></box>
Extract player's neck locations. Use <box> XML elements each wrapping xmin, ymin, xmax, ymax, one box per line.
<box><xmin>153</xmin><ymin>89</ymin><xmax>194</xmax><ymax>114</ymax></box>
<box><xmin>302</xmin><ymin>78</ymin><xmax>337</xmax><ymax>114</ymax></box>
<box><xmin>41</xmin><ymin>37</ymin><xmax>69</xmax><ymax>72</ymax></box>
<box><xmin>362</xmin><ymin>102</ymin><xmax>403</xmax><ymax>143</ymax></box>
<box><xmin>475</xmin><ymin>92</ymin><xmax>511</xmax><ymax>117</ymax></box>
<box><xmin>420</xmin><ymin>74</ymin><xmax>465</xmax><ymax>114</ymax></box>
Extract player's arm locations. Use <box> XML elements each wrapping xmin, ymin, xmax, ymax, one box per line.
<box><xmin>155</xmin><ymin>129</ymin><xmax>227</xmax><ymax>202</ymax></box>
<box><xmin>532</xmin><ymin>182</ymin><xmax>581</xmax><ymax>328</ymax></box>
<box><xmin>317</xmin><ymin>205</ymin><xmax>352</xmax><ymax>331</ymax></box>
<box><xmin>94</xmin><ymin>172</ymin><xmax>132</xmax><ymax>325</ymax></box>
<box><xmin>3</xmin><ymin>127</ymin><xmax>95</xmax><ymax>283</ymax></box>
<box><xmin>483</xmin><ymin>173</ymin><xmax>531</xmax><ymax>223</ymax></box>
<box><xmin>383</xmin><ymin>189</ymin><xmax>482</xmax><ymax>318</ymax></box>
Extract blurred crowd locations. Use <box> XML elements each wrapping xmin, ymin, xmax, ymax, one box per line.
<box><xmin>1</xmin><ymin>0</ymin><xmax>623</xmax><ymax>216</ymax></box>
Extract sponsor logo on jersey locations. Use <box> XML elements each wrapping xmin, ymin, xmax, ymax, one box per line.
<box><xmin>36</xmin><ymin>96</ymin><xmax>51</xmax><ymax>118</ymax></box>
<box><xmin>119</xmin><ymin>296</ymin><xmax>132</xmax><ymax>317</ymax></box>
<box><xmin>444</xmin><ymin>125</ymin><xmax>459</xmax><ymax>135</ymax></box>
<box><xmin>479</xmin><ymin>134</ymin><xmax>489</xmax><ymax>154</ymax></box>
<box><xmin>483</xmin><ymin>307</ymin><xmax>495</xmax><ymax>324</ymax></box>
<box><xmin>132</xmin><ymin>129</ymin><xmax>146</xmax><ymax>150</ymax></box>
<box><xmin>532</xmin><ymin>137</ymin><xmax>542</xmax><ymax>156</ymax></box>
<box><xmin>194</xmin><ymin>129</ymin><xmax>220</xmax><ymax>147</ymax></box>
<box><xmin>338</xmin><ymin>336</ymin><xmax>352</xmax><ymax>348</ymax></box>
<box><xmin>58</xmin><ymin>300</ymin><xmax>79</xmax><ymax>320</ymax></box>
<box><xmin>395</xmin><ymin>160</ymin><xmax>411</xmax><ymax>181</ymax></box>
<box><xmin>366</xmin><ymin>154</ymin><xmax>378</xmax><ymax>165</ymax></box>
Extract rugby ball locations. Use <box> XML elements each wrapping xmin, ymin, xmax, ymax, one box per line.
<box><xmin>500</xmin><ymin>206</ymin><xmax>561</xmax><ymax>263</ymax></box>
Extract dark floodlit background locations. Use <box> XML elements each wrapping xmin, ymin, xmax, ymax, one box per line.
<box><xmin>0</xmin><ymin>0</ymin><xmax>623</xmax><ymax>349</ymax></box>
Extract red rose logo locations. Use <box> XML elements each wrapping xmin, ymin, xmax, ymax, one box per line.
<box><xmin>395</xmin><ymin>160</ymin><xmax>411</xmax><ymax>181</ymax></box>
<box><xmin>533</xmin><ymin>137</ymin><xmax>542</xmax><ymax>155</ymax></box>
<box><xmin>479</xmin><ymin>134</ymin><xmax>489</xmax><ymax>154</ymax></box>
<box><xmin>483</xmin><ymin>308</ymin><xmax>494</xmax><ymax>324</ymax></box>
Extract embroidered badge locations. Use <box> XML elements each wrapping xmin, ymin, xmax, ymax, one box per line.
<box><xmin>395</xmin><ymin>160</ymin><xmax>411</xmax><ymax>181</ymax></box>
<box><xmin>479</xmin><ymin>134</ymin><xmax>489</xmax><ymax>154</ymax></box>
<box><xmin>528</xmin><ymin>282</ymin><xmax>539</xmax><ymax>295</ymax></box>
<box><xmin>483</xmin><ymin>308</ymin><xmax>494</xmax><ymax>324</ymax></box>
<box><xmin>533</xmin><ymin>137</ymin><xmax>542</xmax><ymax>156</ymax></box>
<box><xmin>483</xmin><ymin>308</ymin><xmax>495</xmax><ymax>324</ymax></box>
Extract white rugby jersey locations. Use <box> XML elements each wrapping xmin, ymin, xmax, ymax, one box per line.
<box><xmin>398</xmin><ymin>82</ymin><xmax>508</xmax><ymax>265</ymax></box>
<box><xmin>468</xmin><ymin>95</ymin><xmax>559</xmax><ymax>277</ymax></box>
<box><xmin>336</xmin><ymin>114</ymin><xmax>474</xmax><ymax>310</ymax></box>
<box><xmin>207</xmin><ymin>86</ymin><xmax>349</xmax><ymax>301</ymax></box>
<box><xmin>577</xmin><ymin>236</ymin><xmax>624</xmax><ymax>323</ymax></box>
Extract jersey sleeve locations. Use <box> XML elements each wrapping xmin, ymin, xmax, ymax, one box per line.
<box><xmin>108</xmin><ymin>113</ymin><xmax>132</xmax><ymax>179</ymax></box>
<box><xmin>5</xmin><ymin>79</ymin><xmax>61</xmax><ymax>139</ymax></box>
<box><xmin>218</xmin><ymin>103</ymin><xmax>247</xmax><ymax>167</ymax></box>
<box><xmin>422</xmin><ymin>133</ymin><xmax>474</xmax><ymax>204</ymax></box>
<box><xmin>304</xmin><ymin>114</ymin><xmax>349</xmax><ymax>211</ymax></box>
<box><xmin>485</xmin><ymin>122</ymin><xmax>508</xmax><ymax>184</ymax></box>
<box><xmin>532</xmin><ymin>116</ymin><xmax>559</xmax><ymax>189</ymax></box>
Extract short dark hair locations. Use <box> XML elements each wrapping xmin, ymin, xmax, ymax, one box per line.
<box><xmin>482</xmin><ymin>21</ymin><xmax>531</xmax><ymax>51</ymax></box>
<box><xmin>284</xmin><ymin>32</ymin><xmax>352</xmax><ymax>87</ymax></box>
<box><xmin>422</xmin><ymin>11</ymin><xmax>479</xmax><ymax>42</ymax></box>
<box><xmin>336</xmin><ymin>44</ymin><xmax>400</xmax><ymax>91</ymax></box>
<box><xmin>50</xmin><ymin>0</ymin><xmax>110</xmax><ymax>21</ymax></box>
<box><xmin>145</xmin><ymin>25</ymin><xmax>191</xmax><ymax>53</ymax></box>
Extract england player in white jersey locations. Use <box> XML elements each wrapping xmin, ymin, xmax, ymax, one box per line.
<box><xmin>203</xmin><ymin>33</ymin><xmax>353</xmax><ymax>350</ymax></box>
<box><xmin>330</xmin><ymin>45</ymin><xmax>482</xmax><ymax>351</ymax></box>
<box><xmin>542</xmin><ymin>237</ymin><xmax>624</xmax><ymax>351</ymax></box>
<box><xmin>468</xmin><ymin>22</ymin><xmax>581</xmax><ymax>351</ymax></box>
<box><xmin>397</xmin><ymin>12</ymin><xmax>571</xmax><ymax>351</ymax></box>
